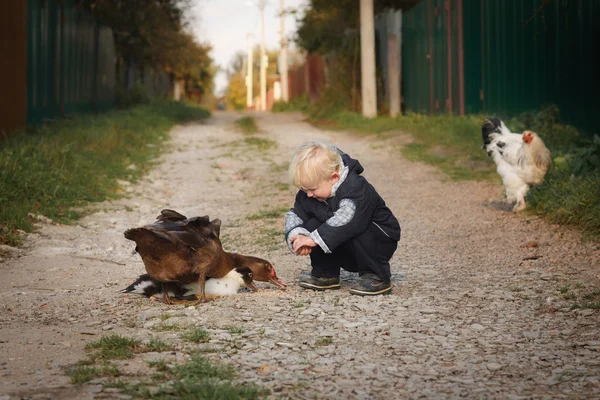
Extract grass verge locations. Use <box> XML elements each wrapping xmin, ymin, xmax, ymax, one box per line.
<box><xmin>0</xmin><ymin>102</ymin><xmax>210</xmax><ymax>246</ymax></box>
<box><xmin>234</xmin><ymin>116</ymin><xmax>259</xmax><ymax>134</ymax></box>
<box><xmin>274</xmin><ymin>98</ymin><xmax>600</xmax><ymax>238</ymax></box>
<box><xmin>71</xmin><ymin>333</ymin><xmax>267</xmax><ymax>399</ymax></box>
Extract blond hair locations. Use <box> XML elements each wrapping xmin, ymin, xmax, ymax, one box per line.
<box><xmin>288</xmin><ymin>141</ymin><xmax>342</xmax><ymax>188</ymax></box>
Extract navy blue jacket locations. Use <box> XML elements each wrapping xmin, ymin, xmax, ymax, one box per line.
<box><xmin>285</xmin><ymin>151</ymin><xmax>400</xmax><ymax>254</ymax></box>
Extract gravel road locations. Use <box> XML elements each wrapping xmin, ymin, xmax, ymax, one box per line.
<box><xmin>1</xmin><ymin>111</ymin><xmax>599</xmax><ymax>399</ymax></box>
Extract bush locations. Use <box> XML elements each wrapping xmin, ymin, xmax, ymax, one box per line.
<box><xmin>0</xmin><ymin>102</ymin><xmax>210</xmax><ymax>246</ymax></box>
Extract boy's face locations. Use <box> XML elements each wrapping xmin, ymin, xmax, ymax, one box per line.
<box><xmin>300</xmin><ymin>172</ymin><xmax>340</xmax><ymax>201</ymax></box>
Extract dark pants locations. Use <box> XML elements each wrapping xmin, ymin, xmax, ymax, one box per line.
<box><xmin>309</xmin><ymin>224</ymin><xmax>398</xmax><ymax>282</ymax></box>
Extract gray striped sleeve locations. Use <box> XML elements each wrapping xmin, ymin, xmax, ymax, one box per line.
<box><xmin>285</xmin><ymin>210</ymin><xmax>310</xmax><ymax>254</ymax></box>
<box><xmin>326</xmin><ymin>199</ymin><xmax>356</xmax><ymax>227</ymax></box>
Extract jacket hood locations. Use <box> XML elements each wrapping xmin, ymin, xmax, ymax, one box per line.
<box><xmin>340</xmin><ymin>152</ymin><xmax>364</xmax><ymax>175</ymax></box>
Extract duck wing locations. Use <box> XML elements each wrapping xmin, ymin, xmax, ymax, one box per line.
<box><xmin>137</xmin><ymin>215</ymin><xmax>217</xmax><ymax>250</ymax></box>
<box><xmin>145</xmin><ymin>224</ymin><xmax>209</xmax><ymax>250</ymax></box>
<box><xmin>156</xmin><ymin>209</ymin><xmax>188</xmax><ymax>222</ymax></box>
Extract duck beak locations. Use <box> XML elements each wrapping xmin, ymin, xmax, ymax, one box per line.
<box><xmin>247</xmin><ymin>281</ymin><xmax>259</xmax><ymax>292</ymax></box>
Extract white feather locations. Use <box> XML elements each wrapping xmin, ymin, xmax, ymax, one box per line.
<box><xmin>130</xmin><ymin>279</ymin><xmax>155</xmax><ymax>294</ymax></box>
<box><xmin>485</xmin><ymin>119</ymin><xmax>551</xmax><ymax>211</ymax></box>
<box><xmin>158</xmin><ymin>270</ymin><xmax>246</xmax><ymax>298</ymax></box>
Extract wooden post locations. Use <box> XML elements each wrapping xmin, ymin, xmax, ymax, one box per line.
<box><xmin>387</xmin><ymin>35</ymin><xmax>400</xmax><ymax>117</ymax></box>
<box><xmin>360</xmin><ymin>0</ymin><xmax>377</xmax><ymax>118</ymax></box>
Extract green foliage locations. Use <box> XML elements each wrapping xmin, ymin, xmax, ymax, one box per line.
<box><xmin>182</xmin><ymin>327</ymin><xmax>211</xmax><ymax>343</ymax></box>
<box><xmin>503</xmin><ymin>105</ymin><xmax>600</xmax><ymax>237</ymax></box>
<box><xmin>315</xmin><ymin>337</ymin><xmax>333</xmax><ymax>346</ymax></box>
<box><xmin>554</xmin><ymin>135</ymin><xmax>600</xmax><ymax>177</ymax></box>
<box><xmin>148</xmin><ymin>359</ymin><xmax>170</xmax><ymax>372</ymax></box>
<box><xmin>527</xmin><ymin>169</ymin><xmax>600</xmax><ymax>237</ymax></box>
<box><xmin>225</xmin><ymin>48</ymin><xmax>279</xmax><ymax>110</ymax></box>
<box><xmin>315</xmin><ymin>111</ymin><xmax>494</xmax><ymax>181</ymax></box>
<box><xmin>507</xmin><ymin>105</ymin><xmax>580</xmax><ymax>154</ymax></box>
<box><xmin>86</xmin><ymin>334</ymin><xmax>141</xmax><ymax>360</ymax></box>
<box><xmin>226</xmin><ymin>326</ymin><xmax>245</xmax><ymax>335</ymax></box>
<box><xmin>294</xmin><ymin>103</ymin><xmax>599</xmax><ymax>238</ymax></box>
<box><xmin>226</xmin><ymin>74</ymin><xmax>249</xmax><ymax>110</ymax></box>
<box><xmin>0</xmin><ymin>102</ymin><xmax>210</xmax><ymax>246</ymax></box>
<box><xmin>272</xmin><ymin>95</ymin><xmax>312</xmax><ymax>113</ymax></box>
<box><xmin>67</xmin><ymin>363</ymin><xmax>121</xmax><ymax>384</ymax></box>
<box><xmin>67</xmin><ymin>365</ymin><xmax>99</xmax><ymax>384</ymax></box>
<box><xmin>311</xmin><ymin>86</ymin><xmax>353</xmax><ymax>120</ymax></box>
<box><xmin>243</xmin><ymin>137</ymin><xmax>277</xmax><ymax>151</ymax></box>
<box><xmin>146</xmin><ymin>337</ymin><xmax>173</xmax><ymax>352</ymax></box>
<box><xmin>152</xmin><ymin>323</ymin><xmax>189</xmax><ymax>332</ymax></box>
<box><xmin>167</xmin><ymin>33</ymin><xmax>215</xmax><ymax>94</ymax></box>
<box><xmin>115</xmin><ymin>83</ymin><xmax>152</xmax><ymax>108</ymax></box>
<box><xmin>82</xmin><ymin>1</ymin><xmax>215</xmax><ymax>103</ymax></box>
<box><xmin>234</xmin><ymin>116</ymin><xmax>259</xmax><ymax>134</ymax></box>
<box><xmin>172</xmin><ymin>355</ymin><xmax>235</xmax><ymax>381</ymax></box>
<box><xmin>138</xmin><ymin>355</ymin><xmax>266</xmax><ymax>399</ymax></box>
<box><xmin>248</xmin><ymin>206</ymin><xmax>289</xmax><ymax>220</ymax></box>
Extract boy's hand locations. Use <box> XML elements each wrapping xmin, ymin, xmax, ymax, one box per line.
<box><xmin>290</xmin><ymin>235</ymin><xmax>316</xmax><ymax>255</ymax></box>
<box><xmin>296</xmin><ymin>246</ymin><xmax>312</xmax><ymax>256</ymax></box>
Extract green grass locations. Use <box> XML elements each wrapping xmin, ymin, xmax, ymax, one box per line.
<box><xmin>325</xmin><ymin>111</ymin><xmax>495</xmax><ymax>181</ymax></box>
<box><xmin>272</xmin><ymin>95</ymin><xmax>312</xmax><ymax>113</ymax></box>
<box><xmin>182</xmin><ymin>327</ymin><xmax>211</xmax><ymax>343</ymax></box>
<box><xmin>76</xmin><ymin>334</ymin><xmax>267</xmax><ymax>398</ymax></box>
<box><xmin>0</xmin><ymin>102</ymin><xmax>210</xmax><ymax>246</ymax></box>
<box><xmin>247</xmin><ymin>206</ymin><xmax>289</xmax><ymax>220</ymax></box>
<box><xmin>276</xmin><ymin>99</ymin><xmax>600</xmax><ymax>238</ymax></box>
<box><xmin>570</xmin><ymin>289</ymin><xmax>600</xmax><ymax>310</ymax></box>
<box><xmin>558</xmin><ymin>285</ymin><xmax>570</xmax><ymax>294</ymax></box>
<box><xmin>234</xmin><ymin>116</ymin><xmax>259</xmax><ymax>134</ymax></box>
<box><xmin>67</xmin><ymin>363</ymin><xmax>121</xmax><ymax>384</ymax></box>
<box><xmin>85</xmin><ymin>334</ymin><xmax>179</xmax><ymax>361</ymax></box>
<box><xmin>243</xmin><ymin>136</ymin><xmax>276</xmax><ymax>151</ymax></box>
<box><xmin>146</xmin><ymin>337</ymin><xmax>173</xmax><ymax>352</ymax></box>
<box><xmin>121</xmin><ymin>356</ymin><xmax>267</xmax><ymax>399</ymax></box>
<box><xmin>152</xmin><ymin>322</ymin><xmax>189</xmax><ymax>332</ymax></box>
<box><xmin>571</xmin><ymin>301</ymin><xmax>600</xmax><ymax>310</ymax></box>
<box><xmin>86</xmin><ymin>334</ymin><xmax>141</xmax><ymax>360</ymax></box>
<box><xmin>527</xmin><ymin>168</ymin><xmax>600</xmax><ymax>238</ymax></box>
<box><xmin>226</xmin><ymin>326</ymin><xmax>245</xmax><ymax>335</ymax></box>
<box><xmin>148</xmin><ymin>359</ymin><xmax>170</xmax><ymax>372</ymax></box>
<box><xmin>256</xmin><ymin>226</ymin><xmax>282</xmax><ymax>252</ymax></box>
<box><xmin>315</xmin><ymin>337</ymin><xmax>333</xmax><ymax>346</ymax></box>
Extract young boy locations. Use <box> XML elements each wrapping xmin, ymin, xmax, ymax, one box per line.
<box><xmin>284</xmin><ymin>141</ymin><xmax>401</xmax><ymax>295</ymax></box>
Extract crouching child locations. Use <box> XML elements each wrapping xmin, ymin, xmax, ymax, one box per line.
<box><xmin>284</xmin><ymin>141</ymin><xmax>401</xmax><ymax>295</ymax></box>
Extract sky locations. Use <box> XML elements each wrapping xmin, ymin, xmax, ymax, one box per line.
<box><xmin>190</xmin><ymin>0</ymin><xmax>307</xmax><ymax>95</ymax></box>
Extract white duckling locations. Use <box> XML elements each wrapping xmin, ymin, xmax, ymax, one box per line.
<box><xmin>122</xmin><ymin>267</ymin><xmax>257</xmax><ymax>302</ymax></box>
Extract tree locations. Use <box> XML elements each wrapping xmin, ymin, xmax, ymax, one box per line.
<box><xmin>226</xmin><ymin>74</ymin><xmax>248</xmax><ymax>110</ymax></box>
<box><xmin>224</xmin><ymin>47</ymin><xmax>280</xmax><ymax>110</ymax></box>
<box><xmin>82</xmin><ymin>0</ymin><xmax>215</xmax><ymax>95</ymax></box>
<box><xmin>295</xmin><ymin>0</ymin><xmax>420</xmax><ymax>111</ymax></box>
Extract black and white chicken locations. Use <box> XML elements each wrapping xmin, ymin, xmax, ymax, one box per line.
<box><xmin>482</xmin><ymin>118</ymin><xmax>552</xmax><ymax>211</ymax></box>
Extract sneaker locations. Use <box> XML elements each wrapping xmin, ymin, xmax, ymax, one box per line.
<box><xmin>349</xmin><ymin>275</ymin><xmax>392</xmax><ymax>296</ymax></box>
<box><xmin>298</xmin><ymin>274</ymin><xmax>341</xmax><ymax>291</ymax></box>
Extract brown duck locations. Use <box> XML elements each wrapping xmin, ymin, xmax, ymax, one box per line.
<box><xmin>124</xmin><ymin>209</ymin><xmax>286</xmax><ymax>303</ymax></box>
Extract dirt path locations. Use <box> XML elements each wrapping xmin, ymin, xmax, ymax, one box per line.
<box><xmin>1</xmin><ymin>111</ymin><xmax>599</xmax><ymax>399</ymax></box>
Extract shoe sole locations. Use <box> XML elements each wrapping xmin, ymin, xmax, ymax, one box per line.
<box><xmin>349</xmin><ymin>287</ymin><xmax>392</xmax><ymax>296</ymax></box>
<box><xmin>299</xmin><ymin>282</ymin><xmax>341</xmax><ymax>291</ymax></box>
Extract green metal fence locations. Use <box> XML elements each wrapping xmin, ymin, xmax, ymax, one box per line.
<box><xmin>27</xmin><ymin>0</ymin><xmax>115</xmax><ymax>125</ymax></box>
<box><xmin>402</xmin><ymin>0</ymin><xmax>600</xmax><ymax>132</ymax></box>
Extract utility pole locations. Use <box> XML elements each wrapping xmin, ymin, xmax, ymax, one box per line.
<box><xmin>246</xmin><ymin>33</ymin><xmax>254</xmax><ymax>109</ymax></box>
<box><xmin>360</xmin><ymin>0</ymin><xmax>377</xmax><ymax>117</ymax></box>
<box><xmin>279</xmin><ymin>0</ymin><xmax>289</xmax><ymax>102</ymax></box>
<box><xmin>259</xmin><ymin>0</ymin><xmax>267</xmax><ymax>111</ymax></box>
